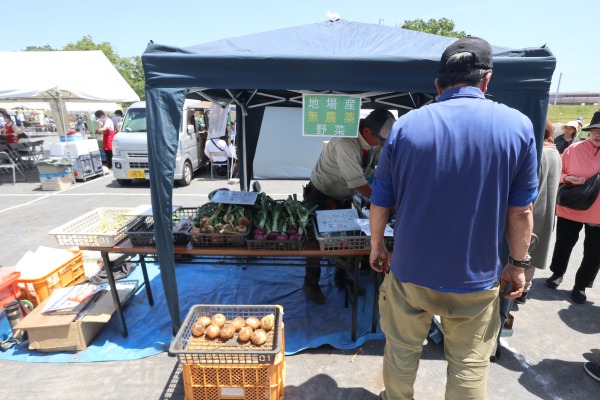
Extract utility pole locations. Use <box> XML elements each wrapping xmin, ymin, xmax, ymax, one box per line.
<box><xmin>553</xmin><ymin>72</ymin><xmax>562</xmax><ymax>106</ymax></box>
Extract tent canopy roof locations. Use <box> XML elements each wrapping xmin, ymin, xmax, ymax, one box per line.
<box><xmin>144</xmin><ymin>19</ymin><xmax>555</xmax><ymax>95</ymax></box>
<box><xmin>0</xmin><ymin>50</ymin><xmax>139</xmax><ymax>102</ymax></box>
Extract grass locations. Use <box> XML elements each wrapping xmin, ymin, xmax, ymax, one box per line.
<box><xmin>547</xmin><ymin>105</ymin><xmax>598</xmax><ymax>124</ymax></box>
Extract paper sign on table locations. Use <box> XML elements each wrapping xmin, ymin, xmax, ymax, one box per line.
<box><xmin>315</xmin><ymin>209</ymin><xmax>360</xmax><ymax>233</ymax></box>
<box><xmin>354</xmin><ymin>219</ymin><xmax>394</xmax><ymax>237</ymax></box>
<box><xmin>211</xmin><ymin>191</ymin><xmax>259</xmax><ymax>205</ymax></box>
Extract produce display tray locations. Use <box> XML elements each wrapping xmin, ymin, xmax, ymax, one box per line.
<box><xmin>126</xmin><ymin>208</ymin><xmax>196</xmax><ymax>246</ymax></box>
<box><xmin>50</xmin><ymin>208</ymin><xmax>138</xmax><ymax>247</ymax></box>
<box><xmin>312</xmin><ymin>218</ymin><xmax>394</xmax><ymax>251</ymax></box>
<box><xmin>170</xmin><ymin>304</ymin><xmax>283</xmax><ymax>365</ymax></box>
<box><xmin>246</xmin><ymin>238</ymin><xmax>304</xmax><ymax>251</ymax></box>
<box><xmin>189</xmin><ymin>230</ymin><xmax>249</xmax><ymax>247</ymax></box>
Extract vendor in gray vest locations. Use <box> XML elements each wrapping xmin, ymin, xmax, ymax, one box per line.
<box><xmin>303</xmin><ymin>109</ymin><xmax>396</xmax><ymax>304</ymax></box>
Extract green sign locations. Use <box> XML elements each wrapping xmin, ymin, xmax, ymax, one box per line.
<box><xmin>302</xmin><ymin>94</ymin><xmax>361</xmax><ymax>138</ymax></box>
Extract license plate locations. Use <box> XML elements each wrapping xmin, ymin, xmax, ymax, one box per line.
<box><xmin>128</xmin><ymin>170</ymin><xmax>146</xmax><ymax>179</ymax></box>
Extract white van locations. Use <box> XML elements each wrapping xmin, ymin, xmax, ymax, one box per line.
<box><xmin>112</xmin><ymin>100</ymin><xmax>209</xmax><ymax>186</ymax></box>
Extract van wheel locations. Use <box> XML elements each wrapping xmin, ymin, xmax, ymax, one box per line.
<box><xmin>178</xmin><ymin>161</ymin><xmax>193</xmax><ymax>186</ymax></box>
<box><xmin>117</xmin><ymin>179</ymin><xmax>133</xmax><ymax>186</ymax></box>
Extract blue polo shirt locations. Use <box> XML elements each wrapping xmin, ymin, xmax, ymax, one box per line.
<box><xmin>371</xmin><ymin>86</ymin><xmax>538</xmax><ymax>292</ymax></box>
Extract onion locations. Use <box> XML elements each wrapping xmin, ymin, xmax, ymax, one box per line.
<box><xmin>260</xmin><ymin>314</ymin><xmax>275</xmax><ymax>331</ymax></box>
<box><xmin>191</xmin><ymin>322</ymin><xmax>206</xmax><ymax>337</ymax></box>
<box><xmin>212</xmin><ymin>313</ymin><xmax>226</xmax><ymax>328</ymax></box>
<box><xmin>197</xmin><ymin>316</ymin><xmax>212</xmax><ymax>327</ymax></box>
<box><xmin>251</xmin><ymin>329</ymin><xmax>268</xmax><ymax>346</ymax></box>
<box><xmin>205</xmin><ymin>324</ymin><xmax>221</xmax><ymax>339</ymax></box>
<box><xmin>220</xmin><ymin>324</ymin><xmax>236</xmax><ymax>340</ymax></box>
<box><xmin>288</xmin><ymin>233</ymin><xmax>302</xmax><ymax>241</ymax></box>
<box><xmin>275</xmin><ymin>234</ymin><xmax>288</xmax><ymax>241</ymax></box>
<box><xmin>253</xmin><ymin>233</ymin><xmax>266</xmax><ymax>241</ymax></box>
<box><xmin>254</xmin><ymin>227</ymin><xmax>265</xmax><ymax>235</ymax></box>
<box><xmin>231</xmin><ymin>317</ymin><xmax>246</xmax><ymax>332</ymax></box>
<box><xmin>238</xmin><ymin>326</ymin><xmax>254</xmax><ymax>342</ymax></box>
<box><xmin>245</xmin><ymin>316</ymin><xmax>260</xmax><ymax>330</ymax></box>
<box><xmin>286</xmin><ymin>226</ymin><xmax>298</xmax><ymax>236</ymax></box>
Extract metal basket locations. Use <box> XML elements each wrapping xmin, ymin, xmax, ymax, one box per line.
<box><xmin>313</xmin><ymin>218</ymin><xmax>394</xmax><ymax>251</ymax></box>
<box><xmin>50</xmin><ymin>208</ymin><xmax>138</xmax><ymax>247</ymax></box>
<box><xmin>188</xmin><ymin>229</ymin><xmax>249</xmax><ymax>247</ymax></box>
<box><xmin>246</xmin><ymin>239</ymin><xmax>304</xmax><ymax>251</ymax></box>
<box><xmin>170</xmin><ymin>304</ymin><xmax>283</xmax><ymax>365</ymax></box>
<box><xmin>126</xmin><ymin>217</ymin><xmax>191</xmax><ymax>246</ymax></box>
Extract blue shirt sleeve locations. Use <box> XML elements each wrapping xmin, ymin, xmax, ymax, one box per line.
<box><xmin>371</xmin><ymin>177</ymin><xmax>395</xmax><ymax>208</ymax></box>
<box><xmin>508</xmin><ymin>187</ymin><xmax>538</xmax><ymax>206</ymax></box>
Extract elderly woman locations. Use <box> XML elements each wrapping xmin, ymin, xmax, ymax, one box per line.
<box><xmin>554</xmin><ymin>120</ymin><xmax>579</xmax><ymax>154</ymax></box>
<box><xmin>515</xmin><ymin>118</ymin><xmax>562</xmax><ymax>304</ymax></box>
<box><xmin>545</xmin><ymin>111</ymin><xmax>600</xmax><ymax>303</ymax></box>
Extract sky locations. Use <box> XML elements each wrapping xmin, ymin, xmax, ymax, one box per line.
<box><xmin>2</xmin><ymin>0</ymin><xmax>598</xmax><ymax>94</ymax></box>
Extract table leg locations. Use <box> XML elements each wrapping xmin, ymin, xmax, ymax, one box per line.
<box><xmin>139</xmin><ymin>254</ymin><xmax>154</xmax><ymax>306</ymax></box>
<box><xmin>351</xmin><ymin>256</ymin><xmax>361</xmax><ymax>341</ymax></box>
<box><xmin>101</xmin><ymin>251</ymin><xmax>128</xmax><ymax>337</ymax></box>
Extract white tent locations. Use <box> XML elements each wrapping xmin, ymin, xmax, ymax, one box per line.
<box><xmin>0</xmin><ymin>50</ymin><xmax>139</xmax><ymax>136</ymax></box>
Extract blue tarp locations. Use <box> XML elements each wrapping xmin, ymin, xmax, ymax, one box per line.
<box><xmin>0</xmin><ymin>261</ymin><xmax>383</xmax><ymax>363</ymax></box>
<box><xmin>141</xmin><ymin>19</ymin><xmax>556</xmax><ymax>333</ymax></box>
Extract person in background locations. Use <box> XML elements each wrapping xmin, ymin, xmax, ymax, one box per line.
<box><xmin>303</xmin><ymin>108</ymin><xmax>396</xmax><ymax>305</ymax></box>
<box><xmin>0</xmin><ymin>109</ymin><xmax>22</xmax><ymax>144</ymax></box>
<box><xmin>545</xmin><ymin>110</ymin><xmax>600</xmax><ymax>304</ymax></box>
<box><xmin>515</xmin><ymin>118</ymin><xmax>562</xmax><ymax>304</ymax></box>
<box><xmin>555</xmin><ymin>120</ymin><xmax>580</xmax><ymax>154</ymax></box>
<box><xmin>369</xmin><ymin>36</ymin><xmax>537</xmax><ymax>399</ymax></box>
<box><xmin>95</xmin><ymin>110</ymin><xmax>116</xmax><ymax>169</ymax></box>
<box><xmin>204</xmin><ymin>134</ymin><xmax>234</xmax><ymax>176</ymax></box>
<box><xmin>112</xmin><ymin>110</ymin><xmax>123</xmax><ymax>133</ymax></box>
<box><xmin>577</xmin><ymin>117</ymin><xmax>590</xmax><ymax>140</ymax></box>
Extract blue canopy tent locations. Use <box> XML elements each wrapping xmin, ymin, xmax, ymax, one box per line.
<box><xmin>141</xmin><ymin>19</ymin><xmax>556</xmax><ymax>332</ymax></box>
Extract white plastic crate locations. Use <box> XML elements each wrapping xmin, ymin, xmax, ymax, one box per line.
<box><xmin>50</xmin><ymin>207</ymin><xmax>138</xmax><ymax>247</ymax></box>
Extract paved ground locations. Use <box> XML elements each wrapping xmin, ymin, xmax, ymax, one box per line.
<box><xmin>1</xmin><ymin>135</ymin><xmax>599</xmax><ymax>399</ymax></box>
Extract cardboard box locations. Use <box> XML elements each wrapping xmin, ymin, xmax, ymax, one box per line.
<box><xmin>15</xmin><ymin>284</ymin><xmax>134</xmax><ymax>352</ymax></box>
<box><xmin>40</xmin><ymin>173</ymin><xmax>72</xmax><ymax>191</ymax></box>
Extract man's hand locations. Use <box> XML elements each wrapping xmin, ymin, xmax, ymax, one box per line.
<box><xmin>369</xmin><ymin>244</ymin><xmax>390</xmax><ymax>273</ymax></box>
<box><xmin>500</xmin><ymin>262</ymin><xmax>526</xmax><ymax>299</ymax></box>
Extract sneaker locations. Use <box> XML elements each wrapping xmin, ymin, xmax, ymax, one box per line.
<box><xmin>571</xmin><ymin>287</ymin><xmax>587</xmax><ymax>304</ymax></box>
<box><xmin>545</xmin><ymin>273</ymin><xmax>563</xmax><ymax>289</ymax></box>
<box><xmin>514</xmin><ymin>292</ymin><xmax>528</xmax><ymax>305</ymax></box>
<box><xmin>584</xmin><ymin>362</ymin><xmax>600</xmax><ymax>382</ymax></box>
<box><xmin>303</xmin><ymin>285</ymin><xmax>326</xmax><ymax>305</ymax></box>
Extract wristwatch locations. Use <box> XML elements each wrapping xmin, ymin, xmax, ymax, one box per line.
<box><xmin>508</xmin><ymin>254</ymin><xmax>532</xmax><ymax>269</ymax></box>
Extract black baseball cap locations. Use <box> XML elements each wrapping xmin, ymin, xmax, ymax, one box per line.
<box><xmin>439</xmin><ymin>36</ymin><xmax>493</xmax><ymax>73</ymax></box>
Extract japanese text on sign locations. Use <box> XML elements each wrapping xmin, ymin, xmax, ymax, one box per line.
<box><xmin>315</xmin><ymin>209</ymin><xmax>361</xmax><ymax>233</ymax></box>
<box><xmin>303</xmin><ymin>94</ymin><xmax>361</xmax><ymax>138</ymax></box>
<box><xmin>211</xmin><ymin>191</ymin><xmax>259</xmax><ymax>205</ymax></box>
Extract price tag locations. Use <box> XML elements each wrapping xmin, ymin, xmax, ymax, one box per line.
<box><xmin>315</xmin><ymin>209</ymin><xmax>360</xmax><ymax>233</ymax></box>
<box><xmin>211</xmin><ymin>191</ymin><xmax>259</xmax><ymax>205</ymax></box>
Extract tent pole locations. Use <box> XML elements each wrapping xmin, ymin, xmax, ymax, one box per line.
<box><xmin>56</xmin><ymin>90</ymin><xmax>75</xmax><ymax>182</ymax></box>
<box><xmin>241</xmin><ymin>112</ymin><xmax>248</xmax><ymax>192</ymax></box>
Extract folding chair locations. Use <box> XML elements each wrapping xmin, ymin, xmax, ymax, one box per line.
<box><xmin>1</xmin><ymin>144</ymin><xmax>29</xmax><ymax>170</ymax></box>
<box><xmin>12</xmin><ymin>142</ymin><xmax>42</xmax><ymax>168</ymax></box>
<box><xmin>0</xmin><ymin>151</ymin><xmax>26</xmax><ymax>184</ymax></box>
<box><xmin>208</xmin><ymin>151</ymin><xmax>230</xmax><ymax>180</ymax></box>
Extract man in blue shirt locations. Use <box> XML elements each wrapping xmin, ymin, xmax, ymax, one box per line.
<box><xmin>369</xmin><ymin>36</ymin><xmax>538</xmax><ymax>400</ymax></box>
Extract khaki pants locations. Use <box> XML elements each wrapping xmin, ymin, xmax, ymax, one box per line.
<box><xmin>379</xmin><ymin>272</ymin><xmax>500</xmax><ymax>400</ymax></box>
